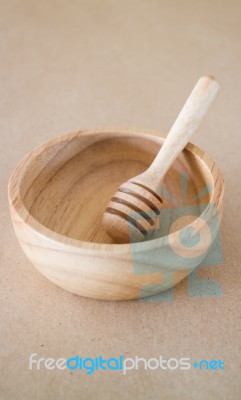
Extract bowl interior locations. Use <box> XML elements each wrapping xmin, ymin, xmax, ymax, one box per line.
<box><xmin>20</xmin><ymin>131</ymin><xmax>212</xmax><ymax>244</ymax></box>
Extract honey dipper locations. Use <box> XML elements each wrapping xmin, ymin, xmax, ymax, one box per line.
<box><xmin>102</xmin><ymin>76</ymin><xmax>220</xmax><ymax>243</ymax></box>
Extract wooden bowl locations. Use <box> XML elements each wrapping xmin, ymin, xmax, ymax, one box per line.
<box><xmin>8</xmin><ymin>127</ymin><xmax>224</xmax><ymax>301</ymax></box>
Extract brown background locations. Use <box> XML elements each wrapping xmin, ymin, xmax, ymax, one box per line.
<box><xmin>0</xmin><ymin>1</ymin><xmax>241</xmax><ymax>399</ymax></box>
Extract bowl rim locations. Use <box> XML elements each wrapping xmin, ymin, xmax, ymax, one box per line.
<box><xmin>8</xmin><ymin>126</ymin><xmax>224</xmax><ymax>254</ymax></box>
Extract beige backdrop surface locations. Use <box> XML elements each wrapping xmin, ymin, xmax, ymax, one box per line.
<box><xmin>0</xmin><ymin>1</ymin><xmax>241</xmax><ymax>399</ymax></box>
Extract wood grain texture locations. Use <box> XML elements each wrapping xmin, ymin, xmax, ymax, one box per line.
<box><xmin>8</xmin><ymin>127</ymin><xmax>224</xmax><ymax>301</ymax></box>
<box><xmin>103</xmin><ymin>77</ymin><xmax>220</xmax><ymax>243</ymax></box>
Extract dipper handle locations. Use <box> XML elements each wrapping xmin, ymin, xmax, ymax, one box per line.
<box><xmin>147</xmin><ymin>76</ymin><xmax>220</xmax><ymax>182</ymax></box>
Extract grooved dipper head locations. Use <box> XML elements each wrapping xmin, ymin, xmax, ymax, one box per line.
<box><xmin>102</xmin><ymin>180</ymin><xmax>163</xmax><ymax>243</ymax></box>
